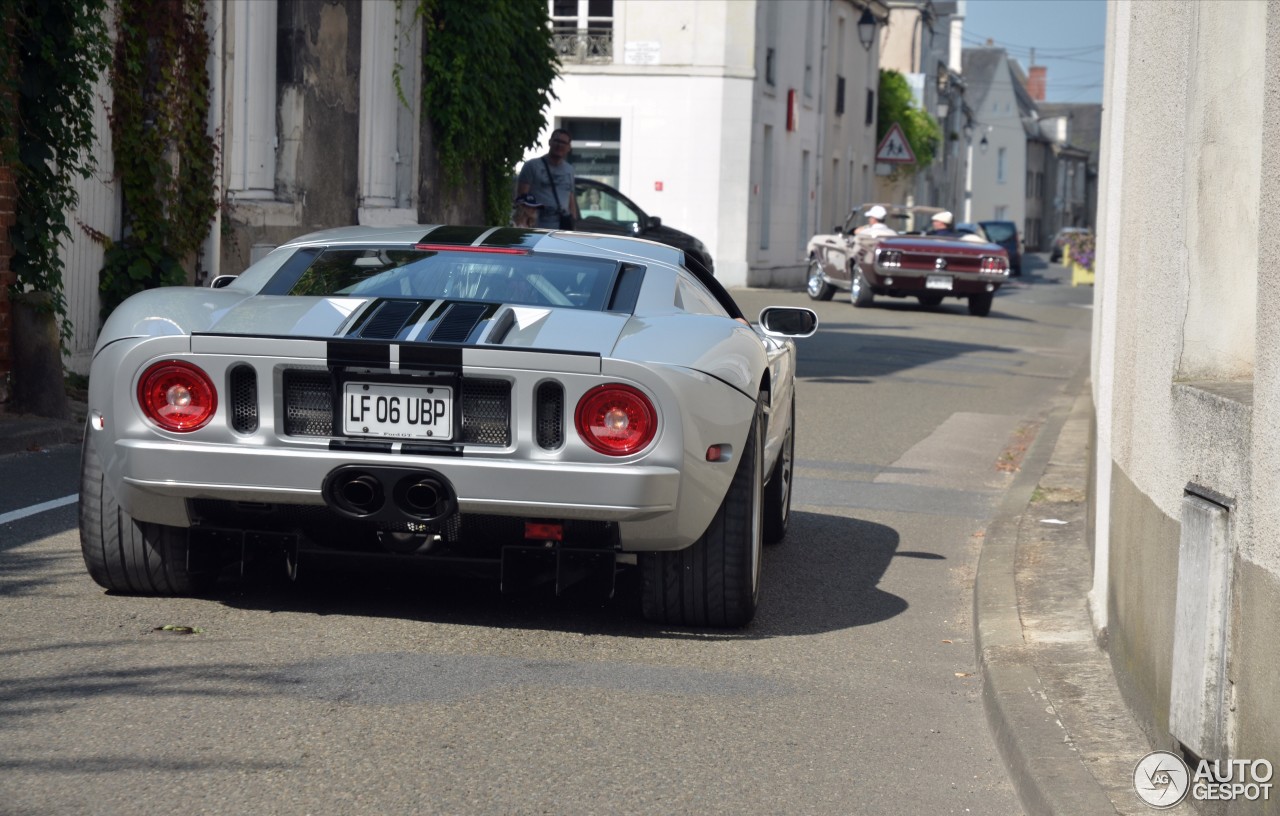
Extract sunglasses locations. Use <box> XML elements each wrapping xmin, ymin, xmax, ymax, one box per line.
<box><xmin>551</xmin><ymin>139</ymin><xmax>571</xmax><ymax>146</ymax></box>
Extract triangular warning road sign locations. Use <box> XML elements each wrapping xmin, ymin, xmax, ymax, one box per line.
<box><xmin>876</xmin><ymin>122</ymin><xmax>917</xmax><ymax>164</ymax></box>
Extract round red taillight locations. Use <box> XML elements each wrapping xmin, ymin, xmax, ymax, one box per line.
<box><xmin>137</xmin><ymin>361</ymin><xmax>218</xmax><ymax>432</ymax></box>
<box><xmin>574</xmin><ymin>384</ymin><xmax>657</xmax><ymax>456</ymax></box>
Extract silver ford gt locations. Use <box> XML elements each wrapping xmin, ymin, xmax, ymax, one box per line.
<box><xmin>79</xmin><ymin>225</ymin><xmax>817</xmax><ymax>627</ymax></box>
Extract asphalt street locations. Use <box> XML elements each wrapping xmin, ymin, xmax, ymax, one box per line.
<box><xmin>0</xmin><ymin>255</ymin><xmax>1095</xmax><ymax>815</ymax></box>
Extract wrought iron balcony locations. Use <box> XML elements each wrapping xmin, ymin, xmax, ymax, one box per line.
<box><xmin>552</xmin><ymin>29</ymin><xmax>613</xmax><ymax>64</ymax></box>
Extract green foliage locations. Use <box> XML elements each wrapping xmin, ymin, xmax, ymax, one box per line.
<box><xmin>99</xmin><ymin>0</ymin><xmax>219</xmax><ymax>318</ymax></box>
<box><xmin>0</xmin><ymin>0</ymin><xmax>112</xmax><ymax>341</ymax></box>
<box><xmin>412</xmin><ymin>0</ymin><xmax>560</xmax><ymax>225</ymax></box>
<box><xmin>877</xmin><ymin>69</ymin><xmax>941</xmax><ymax>178</ymax></box>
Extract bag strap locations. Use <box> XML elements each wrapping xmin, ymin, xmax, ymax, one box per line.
<box><xmin>541</xmin><ymin>157</ymin><xmax>564</xmax><ymax>213</ymax></box>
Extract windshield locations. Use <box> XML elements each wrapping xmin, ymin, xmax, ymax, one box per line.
<box><xmin>286</xmin><ymin>247</ymin><xmax>620</xmax><ymax>311</ymax></box>
<box><xmin>982</xmin><ymin>222</ymin><xmax>1017</xmax><ymax>242</ymax></box>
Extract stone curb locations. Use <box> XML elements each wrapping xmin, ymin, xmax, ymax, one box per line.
<box><xmin>973</xmin><ymin>370</ymin><xmax>1119</xmax><ymax>816</ymax></box>
<box><xmin>0</xmin><ymin>415</ymin><xmax>84</xmax><ymax>458</ymax></box>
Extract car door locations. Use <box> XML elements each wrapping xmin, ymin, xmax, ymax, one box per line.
<box><xmin>574</xmin><ymin>181</ymin><xmax>647</xmax><ymax>237</ymax></box>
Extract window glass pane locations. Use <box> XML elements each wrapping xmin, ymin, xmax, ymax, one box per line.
<box><xmin>579</xmin><ymin>186</ymin><xmax>639</xmax><ymax>224</ymax></box>
<box><xmin>289</xmin><ymin>247</ymin><xmax>617</xmax><ymax>310</ymax></box>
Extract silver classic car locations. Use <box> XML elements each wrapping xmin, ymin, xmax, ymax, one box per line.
<box><xmin>79</xmin><ymin>225</ymin><xmax>817</xmax><ymax>627</ymax></box>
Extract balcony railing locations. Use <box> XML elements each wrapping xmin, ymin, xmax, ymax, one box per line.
<box><xmin>552</xmin><ymin>29</ymin><xmax>613</xmax><ymax>64</ymax></box>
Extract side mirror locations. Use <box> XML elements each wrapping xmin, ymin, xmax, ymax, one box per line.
<box><xmin>757</xmin><ymin>306</ymin><xmax>819</xmax><ymax>338</ymax></box>
<box><xmin>210</xmin><ymin>275</ymin><xmax>238</xmax><ymax>289</ymax></box>
<box><xmin>646</xmin><ymin>215</ymin><xmax>662</xmax><ymax>230</ymax></box>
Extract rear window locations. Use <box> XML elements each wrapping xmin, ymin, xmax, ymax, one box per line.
<box><xmin>982</xmin><ymin>222</ymin><xmax>1017</xmax><ymax>242</ymax></box>
<box><xmin>285</xmin><ymin>247</ymin><xmax>621</xmax><ymax>311</ymax></box>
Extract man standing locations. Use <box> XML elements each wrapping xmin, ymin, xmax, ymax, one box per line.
<box><xmin>516</xmin><ymin>129</ymin><xmax>579</xmax><ymax>230</ymax></box>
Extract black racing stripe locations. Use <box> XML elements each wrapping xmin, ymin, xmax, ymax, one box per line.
<box><xmin>481</xmin><ymin>227</ymin><xmax>543</xmax><ymax>250</ymax></box>
<box><xmin>399</xmin><ymin>344</ymin><xmax>463</xmax><ymax>370</ymax></box>
<box><xmin>327</xmin><ymin>340</ymin><xmax>391</xmax><ymax>367</ymax></box>
<box><xmin>417</xmin><ymin>225</ymin><xmax>492</xmax><ymax>247</ymax></box>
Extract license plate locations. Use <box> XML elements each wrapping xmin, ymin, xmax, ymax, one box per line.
<box><xmin>343</xmin><ymin>382</ymin><xmax>453</xmax><ymax>440</ymax></box>
<box><xmin>926</xmin><ymin>275</ymin><xmax>953</xmax><ymax>290</ymax></box>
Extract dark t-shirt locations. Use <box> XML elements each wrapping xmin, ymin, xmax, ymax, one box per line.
<box><xmin>517</xmin><ymin>157</ymin><xmax>575</xmax><ymax>229</ymax></box>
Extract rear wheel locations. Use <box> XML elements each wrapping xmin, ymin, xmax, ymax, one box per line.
<box><xmin>641</xmin><ymin>396</ymin><xmax>764</xmax><ymax>627</ymax></box>
<box><xmin>968</xmin><ymin>292</ymin><xmax>994</xmax><ymax>316</ymax></box>
<box><xmin>762</xmin><ymin>393</ymin><xmax>794</xmax><ymax>544</ymax></box>
<box><xmin>79</xmin><ymin>431</ymin><xmax>214</xmax><ymax>595</ymax></box>
<box><xmin>806</xmin><ymin>256</ymin><xmax>835</xmax><ymax>301</ymax></box>
<box><xmin>851</xmin><ymin>267</ymin><xmax>875</xmax><ymax>307</ymax></box>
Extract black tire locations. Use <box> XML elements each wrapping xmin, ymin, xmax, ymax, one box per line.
<box><xmin>806</xmin><ymin>256</ymin><xmax>835</xmax><ymax>301</ymax></box>
<box><xmin>641</xmin><ymin>397</ymin><xmax>763</xmax><ymax>627</ymax></box>
<box><xmin>968</xmin><ymin>292</ymin><xmax>994</xmax><ymax>316</ymax></box>
<box><xmin>850</xmin><ymin>266</ymin><xmax>875</xmax><ymax>307</ymax></box>
<box><xmin>79</xmin><ymin>431</ymin><xmax>213</xmax><ymax>595</ymax></box>
<box><xmin>762</xmin><ymin>392</ymin><xmax>794</xmax><ymax>545</ymax></box>
<box><xmin>917</xmin><ymin>295</ymin><xmax>943</xmax><ymax>308</ymax></box>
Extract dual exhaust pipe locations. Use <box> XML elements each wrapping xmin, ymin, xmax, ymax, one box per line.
<box><xmin>323</xmin><ymin>466</ymin><xmax>457</xmax><ymax>525</ymax></box>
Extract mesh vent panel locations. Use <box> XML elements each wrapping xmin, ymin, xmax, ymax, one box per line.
<box><xmin>360</xmin><ymin>300</ymin><xmax>419</xmax><ymax>339</ymax></box>
<box><xmin>283</xmin><ymin>369</ymin><xmax>333</xmax><ymax>436</ymax></box>
<box><xmin>535</xmin><ymin>381</ymin><xmax>564</xmax><ymax>449</ymax></box>
<box><xmin>229</xmin><ymin>365</ymin><xmax>259</xmax><ymax>433</ymax></box>
<box><xmin>430</xmin><ymin>302</ymin><xmax>488</xmax><ymax>343</ymax></box>
<box><xmin>461</xmin><ymin>379</ymin><xmax>511</xmax><ymax>446</ymax></box>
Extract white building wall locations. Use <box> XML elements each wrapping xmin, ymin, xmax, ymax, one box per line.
<box><xmin>747</xmin><ymin>0</ymin><xmax>826</xmax><ymax>287</ymax></box>
<box><xmin>528</xmin><ymin>0</ymin><xmax>867</xmax><ymax>289</ymax></box>
<box><xmin>1093</xmin><ymin>0</ymin><xmax>1278</xmax><ymax>763</ymax></box>
<box><xmin>969</xmin><ymin>61</ymin><xmax>1025</xmax><ymax>230</ymax></box>
<box><xmin>530</xmin><ymin>73</ymin><xmax>750</xmax><ymax>282</ymax></box>
<box><xmin>820</xmin><ymin>1</ymin><xmax>883</xmax><ymax>238</ymax></box>
<box><xmin>526</xmin><ymin>0</ymin><xmax>760</xmax><ymax>286</ymax></box>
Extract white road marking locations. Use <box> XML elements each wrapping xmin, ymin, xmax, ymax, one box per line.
<box><xmin>0</xmin><ymin>494</ymin><xmax>78</xmax><ymax>525</ymax></box>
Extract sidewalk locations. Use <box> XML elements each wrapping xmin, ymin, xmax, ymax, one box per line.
<box><xmin>0</xmin><ymin>401</ymin><xmax>86</xmax><ymax>457</ymax></box>
<box><xmin>976</xmin><ymin>383</ymin><xmax>1172</xmax><ymax>815</ymax></box>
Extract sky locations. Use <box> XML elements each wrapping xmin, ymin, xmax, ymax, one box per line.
<box><xmin>963</xmin><ymin>0</ymin><xmax>1108</xmax><ymax>104</ymax></box>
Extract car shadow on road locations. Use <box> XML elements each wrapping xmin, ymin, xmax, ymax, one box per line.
<box><xmin>794</xmin><ymin>326</ymin><xmax>1018</xmax><ymax>383</ymax></box>
<box><xmin>207</xmin><ymin>508</ymin><xmax>911</xmax><ymax>641</ymax></box>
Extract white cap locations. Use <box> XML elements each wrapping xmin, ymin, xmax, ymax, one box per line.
<box><xmin>866</xmin><ymin>205</ymin><xmax>887</xmax><ymax>220</ymax></box>
<box><xmin>933</xmin><ymin>210</ymin><xmax>954</xmax><ymax>226</ymax></box>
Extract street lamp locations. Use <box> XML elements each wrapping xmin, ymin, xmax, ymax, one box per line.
<box><xmin>979</xmin><ymin>134</ymin><xmax>989</xmax><ymax>154</ymax></box>
<box><xmin>857</xmin><ymin>8</ymin><xmax>877</xmax><ymax>51</ymax></box>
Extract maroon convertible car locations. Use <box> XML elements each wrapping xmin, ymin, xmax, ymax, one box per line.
<box><xmin>806</xmin><ymin>204</ymin><xmax>1011</xmax><ymax>316</ymax></box>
